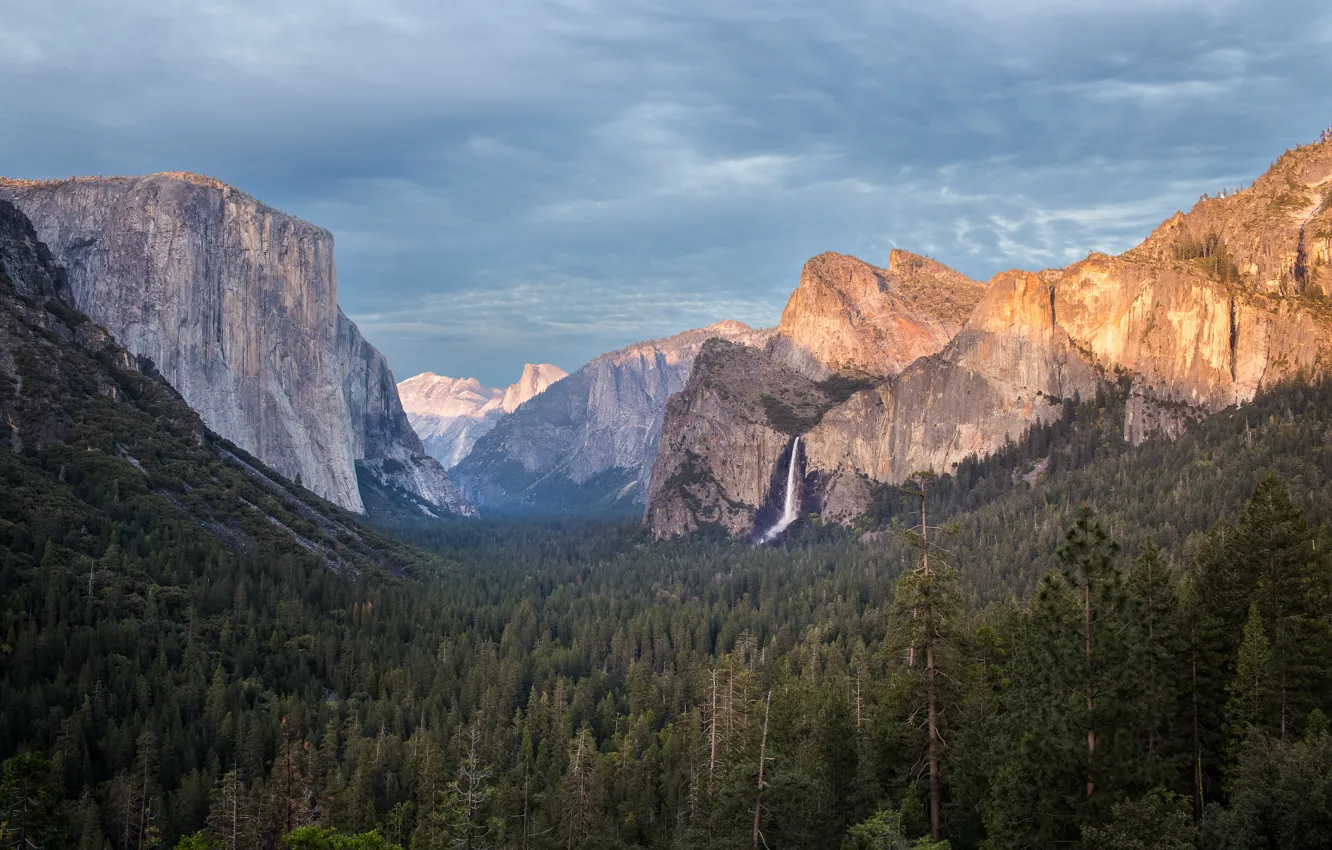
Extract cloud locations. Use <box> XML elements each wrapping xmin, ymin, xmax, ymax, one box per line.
<box><xmin>3</xmin><ymin>0</ymin><xmax>1331</xmax><ymax>385</ymax></box>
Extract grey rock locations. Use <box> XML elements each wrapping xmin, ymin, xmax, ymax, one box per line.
<box><xmin>0</xmin><ymin>173</ymin><xmax>472</xmax><ymax>516</ymax></box>
<box><xmin>452</xmin><ymin>321</ymin><xmax>772</xmax><ymax>513</ymax></box>
<box><xmin>398</xmin><ymin>364</ymin><xmax>567</xmax><ymax>469</ymax></box>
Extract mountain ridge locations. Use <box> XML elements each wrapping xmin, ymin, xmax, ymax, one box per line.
<box><xmin>646</xmin><ymin>133</ymin><xmax>1332</xmax><ymax>538</ymax></box>
<box><xmin>451</xmin><ymin>320</ymin><xmax>773</xmax><ymax>514</ymax></box>
<box><xmin>0</xmin><ymin>197</ymin><xmax>438</xmax><ymax>570</ymax></box>
<box><xmin>398</xmin><ymin>363</ymin><xmax>567</xmax><ymax>468</ymax></box>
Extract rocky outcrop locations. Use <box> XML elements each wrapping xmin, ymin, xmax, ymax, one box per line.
<box><xmin>0</xmin><ymin>173</ymin><xmax>472</xmax><ymax>517</ymax></box>
<box><xmin>337</xmin><ymin>313</ymin><xmax>475</xmax><ymax>517</ymax></box>
<box><xmin>502</xmin><ymin>363</ymin><xmax>567</xmax><ymax>413</ymax></box>
<box><xmin>0</xmin><ymin>199</ymin><xmax>432</xmax><ymax>569</ymax></box>
<box><xmin>646</xmin><ymin>135</ymin><xmax>1332</xmax><ymax>538</ymax></box>
<box><xmin>399</xmin><ymin>364</ymin><xmax>567</xmax><ymax>469</ymax></box>
<box><xmin>767</xmin><ymin>250</ymin><xmax>984</xmax><ymax>379</ymax></box>
<box><xmin>644</xmin><ymin>339</ymin><xmax>860</xmax><ymax>537</ymax></box>
<box><xmin>452</xmin><ymin>321</ymin><xmax>772</xmax><ymax>514</ymax></box>
<box><xmin>802</xmin><ymin>270</ymin><xmax>1101</xmax><ymax>502</ymax></box>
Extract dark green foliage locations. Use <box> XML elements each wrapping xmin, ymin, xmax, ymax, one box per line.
<box><xmin>866</xmin><ymin>377</ymin><xmax>1332</xmax><ymax>600</ymax></box>
<box><xmin>817</xmin><ymin>374</ymin><xmax>880</xmax><ymax>405</ymax></box>
<box><xmin>8</xmin><ymin>368</ymin><xmax>1332</xmax><ymax>849</ymax></box>
<box><xmin>281</xmin><ymin>825</ymin><xmax>401</xmax><ymax>849</ymax></box>
<box><xmin>1171</xmin><ymin>232</ymin><xmax>1242</xmax><ymax>285</ymax></box>
<box><xmin>1226</xmin><ymin>605</ymin><xmax>1278</xmax><ymax>759</ymax></box>
<box><xmin>1204</xmin><ymin>723</ymin><xmax>1332</xmax><ymax>850</ymax></box>
<box><xmin>0</xmin><ymin>752</ymin><xmax>69</xmax><ymax>849</ymax></box>
<box><xmin>1080</xmin><ymin>788</ymin><xmax>1196</xmax><ymax>850</ymax></box>
<box><xmin>1233</xmin><ymin>474</ymin><xmax>1330</xmax><ymax>739</ymax></box>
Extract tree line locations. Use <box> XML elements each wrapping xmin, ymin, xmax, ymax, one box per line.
<box><xmin>4</xmin><ymin>380</ymin><xmax>1332</xmax><ymax>848</ymax></box>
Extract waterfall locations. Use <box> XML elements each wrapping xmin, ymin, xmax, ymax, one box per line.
<box><xmin>759</xmin><ymin>436</ymin><xmax>801</xmax><ymax>544</ymax></box>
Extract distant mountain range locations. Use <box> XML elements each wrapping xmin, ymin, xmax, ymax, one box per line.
<box><xmin>440</xmin><ymin>321</ymin><xmax>772</xmax><ymax>515</ymax></box>
<box><xmin>398</xmin><ymin>364</ymin><xmax>568</xmax><ymax>468</ymax></box>
<box><xmin>396</xmin><ymin>135</ymin><xmax>1332</xmax><ymax>531</ymax></box>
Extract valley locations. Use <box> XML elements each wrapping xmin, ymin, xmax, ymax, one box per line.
<box><xmin>3</xmin><ymin>131</ymin><xmax>1332</xmax><ymax>850</ymax></box>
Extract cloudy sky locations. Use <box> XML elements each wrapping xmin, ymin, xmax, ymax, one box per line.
<box><xmin>3</xmin><ymin>1</ymin><xmax>1331</xmax><ymax>386</ymax></box>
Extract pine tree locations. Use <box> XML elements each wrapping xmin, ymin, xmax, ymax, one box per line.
<box><xmin>266</xmin><ymin>719</ymin><xmax>315</xmax><ymax>841</ymax></box>
<box><xmin>886</xmin><ymin>470</ymin><xmax>963</xmax><ymax>842</ymax></box>
<box><xmin>206</xmin><ymin>770</ymin><xmax>257</xmax><ymax>850</ymax></box>
<box><xmin>1123</xmin><ymin>543</ymin><xmax>1188</xmax><ymax>789</ymax></box>
<box><xmin>1235</xmin><ymin>474</ymin><xmax>1330</xmax><ymax>739</ymax></box>
<box><xmin>1182</xmin><ymin>521</ymin><xmax>1249</xmax><ymax>811</ymax></box>
<box><xmin>1225</xmin><ymin>605</ymin><xmax>1278</xmax><ymax>759</ymax></box>
<box><xmin>563</xmin><ymin>726</ymin><xmax>596</xmax><ymax>850</ymax></box>
<box><xmin>1055</xmin><ymin>506</ymin><xmax>1125</xmax><ymax>806</ymax></box>
<box><xmin>0</xmin><ymin>753</ymin><xmax>67</xmax><ymax>850</ymax></box>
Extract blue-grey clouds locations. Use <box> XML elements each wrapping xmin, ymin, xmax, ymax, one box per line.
<box><xmin>2</xmin><ymin>0</ymin><xmax>1329</xmax><ymax>385</ymax></box>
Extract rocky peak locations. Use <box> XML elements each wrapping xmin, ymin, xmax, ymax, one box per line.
<box><xmin>769</xmin><ymin>250</ymin><xmax>983</xmax><ymax>379</ymax></box>
<box><xmin>501</xmin><ymin>363</ymin><xmax>568</xmax><ymax>413</ymax></box>
<box><xmin>886</xmin><ymin>248</ymin><xmax>989</xmax><ymax>324</ymax></box>
<box><xmin>645</xmin><ymin>134</ymin><xmax>1332</xmax><ymax>540</ymax></box>
<box><xmin>398</xmin><ymin>363</ymin><xmax>567</xmax><ymax>469</ymax></box>
<box><xmin>450</xmin><ymin>321</ymin><xmax>774</xmax><ymax>513</ymax></box>
<box><xmin>399</xmin><ymin>373</ymin><xmax>503</xmax><ymax>417</ymax></box>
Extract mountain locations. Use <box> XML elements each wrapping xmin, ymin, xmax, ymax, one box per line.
<box><xmin>645</xmin><ymin>251</ymin><xmax>981</xmax><ymax>537</ymax></box>
<box><xmin>0</xmin><ymin>197</ymin><xmax>437</xmax><ymax>570</ymax></box>
<box><xmin>0</xmin><ymin>173</ymin><xmax>473</xmax><ymax>518</ymax></box>
<box><xmin>768</xmin><ymin>249</ymin><xmax>985</xmax><ymax>379</ymax></box>
<box><xmin>646</xmin><ymin>135</ymin><xmax>1332</xmax><ymax>538</ymax></box>
<box><xmin>450</xmin><ymin>321</ymin><xmax>773</xmax><ymax>514</ymax></box>
<box><xmin>398</xmin><ymin>363</ymin><xmax>567</xmax><ymax>468</ymax></box>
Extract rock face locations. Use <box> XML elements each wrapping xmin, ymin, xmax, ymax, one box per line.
<box><xmin>647</xmin><ymin>135</ymin><xmax>1332</xmax><ymax>538</ymax></box>
<box><xmin>768</xmin><ymin>250</ymin><xmax>984</xmax><ymax>379</ymax></box>
<box><xmin>398</xmin><ymin>364</ymin><xmax>567</xmax><ymax>468</ymax></box>
<box><xmin>452</xmin><ymin>321</ymin><xmax>772</xmax><ymax>514</ymax></box>
<box><xmin>800</xmin><ymin>269</ymin><xmax>1102</xmax><ymax>510</ymax></box>
<box><xmin>0</xmin><ymin>198</ymin><xmax>432</xmax><ymax>568</ymax></box>
<box><xmin>643</xmin><ymin>339</ymin><xmax>858</xmax><ymax>538</ymax></box>
<box><xmin>0</xmin><ymin>173</ymin><xmax>473</xmax><ymax>517</ymax></box>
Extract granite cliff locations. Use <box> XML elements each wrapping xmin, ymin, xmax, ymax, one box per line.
<box><xmin>647</xmin><ymin>135</ymin><xmax>1332</xmax><ymax>538</ymax></box>
<box><xmin>0</xmin><ymin>198</ymin><xmax>437</xmax><ymax>569</ymax></box>
<box><xmin>769</xmin><ymin>250</ymin><xmax>984</xmax><ymax>379</ymax></box>
<box><xmin>398</xmin><ymin>364</ymin><xmax>567</xmax><ymax>468</ymax></box>
<box><xmin>645</xmin><ymin>252</ymin><xmax>982</xmax><ymax>537</ymax></box>
<box><xmin>0</xmin><ymin>173</ymin><xmax>473</xmax><ymax>518</ymax></box>
<box><xmin>451</xmin><ymin>321</ymin><xmax>772</xmax><ymax>514</ymax></box>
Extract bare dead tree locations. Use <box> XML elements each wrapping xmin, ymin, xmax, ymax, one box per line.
<box><xmin>752</xmin><ymin>691</ymin><xmax>772</xmax><ymax>850</ymax></box>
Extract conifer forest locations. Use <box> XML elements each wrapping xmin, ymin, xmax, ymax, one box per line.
<box><xmin>5</xmin><ymin>374</ymin><xmax>1332</xmax><ymax>849</ymax></box>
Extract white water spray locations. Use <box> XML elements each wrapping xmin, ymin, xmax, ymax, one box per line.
<box><xmin>759</xmin><ymin>436</ymin><xmax>801</xmax><ymax>544</ymax></box>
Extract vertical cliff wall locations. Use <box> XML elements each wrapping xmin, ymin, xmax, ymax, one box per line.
<box><xmin>0</xmin><ymin>173</ymin><xmax>471</xmax><ymax>516</ymax></box>
<box><xmin>646</xmin><ymin>136</ymin><xmax>1332</xmax><ymax>538</ymax></box>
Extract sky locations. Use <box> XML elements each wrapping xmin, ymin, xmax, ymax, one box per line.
<box><xmin>3</xmin><ymin>1</ymin><xmax>1331</xmax><ymax>387</ymax></box>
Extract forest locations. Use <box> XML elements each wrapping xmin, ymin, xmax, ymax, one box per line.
<box><xmin>3</xmin><ymin>376</ymin><xmax>1332</xmax><ymax>849</ymax></box>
